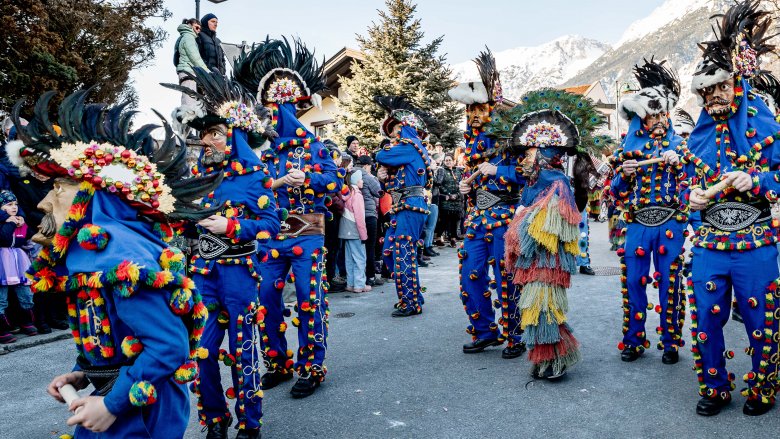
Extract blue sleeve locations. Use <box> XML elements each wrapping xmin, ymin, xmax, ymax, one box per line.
<box><xmin>306</xmin><ymin>142</ymin><xmax>343</xmax><ymax>194</ymax></box>
<box><xmin>495</xmin><ymin>154</ymin><xmax>524</xmax><ymax>185</ymax></box>
<box><xmin>103</xmin><ymin>288</ymin><xmax>189</xmax><ymax>415</ymax></box>
<box><xmin>228</xmin><ymin>171</ymin><xmax>281</xmax><ymax>245</ymax></box>
<box><xmin>751</xmin><ymin>131</ymin><xmax>780</xmax><ymax>199</ymax></box>
<box><xmin>375</xmin><ymin>143</ymin><xmax>418</xmax><ymax>167</ymax></box>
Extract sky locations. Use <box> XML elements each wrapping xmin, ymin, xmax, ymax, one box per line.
<box><xmin>132</xmin><ymin>0</ymin><xmax>666</xmax><ymax>123</ymax></box>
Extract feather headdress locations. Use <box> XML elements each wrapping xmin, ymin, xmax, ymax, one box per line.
<box><xmin>692</xmin><ymin>0</ymin><xmax>777</xmax><ymax>101</ymax></box>
<box><xmin>749</xmin><ymin>71</ymin><xmax>780</xmax><ymax>114</ymax></box>
<box><xmin>618</xmin><ymin>57</ymin><xmax>680</xmax><ymax>120</ymax></box>
<box><xmin>673</xmin><ymin>108</ymin><xmax>696</xmax><ymax>135</ymax></box>
<box><xmin>448</xmin><ymin>47</ymin><xmax>503</xmax><ymax>106</ymax></box>
<box><xmin>373</xmin><ymin>95</ymin><xmax>440</xmax><ymax>138</ymax></box>
<box><xmin>11</xmin><ymin>89</ymin><xmax>223</xmax><ymax>221</ymax></box>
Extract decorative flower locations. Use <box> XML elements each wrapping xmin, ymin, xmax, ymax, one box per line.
<box><xmin>265</xmin><ymin>78</ymin><xmax>303</xmax><ymax>104</ymax></box>
<box><xmin>217</xmin><ymin>102</ymin><xmax>267</xmax><ymax>134</ymax></box>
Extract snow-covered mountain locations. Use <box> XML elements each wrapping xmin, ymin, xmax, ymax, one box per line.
<box><xmin>566</xmin><ymin>0</ymin><xmax>751</xmax><ymax>112</ymax></box>
<box><xmin>450</xmin><ymin>35</ymin><xmax>610</xmax><ymax>101</ymax></box>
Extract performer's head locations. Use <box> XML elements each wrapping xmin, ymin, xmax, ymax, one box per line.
<box><xmin>200</xmin><ymin>123</ymin><xmax>229</xmax><ymax>167</ymax></box>
<box><xmin>512</xmin><ymin>109</ymin><xmax>578</xmax><ymax>181</ymax></box>
<box><xmin>448</xmin><ymin>47</ymin><xmax>502</xmax><ymax>131</ymax></box>
<box><xmin>618</xmin><ymin>57</ymin><xmax>679</xmax><ymax>136</ymax></box>
<box><xmin>672</xmin><ymin>109</ymin><xmax>695</xmax><ymax>140</ymax></box>
<box><xmin>374</xmin><ymin>96</ymin><xmax>438</xmax><ymax>141</ymax></box>
<box><xmin>10</xmin><ymin>89</ymin><xmax>224</xmax><ymax>246</ymax></box>
<box><xmin>691</xmin><ymin>0</ymin><xmax>775</xmax><ymax>117</ymax></box>
<box><xmin>749</xmin><ymin>71</ymin><xmax>780</xmax><ymax>116</ymax></box>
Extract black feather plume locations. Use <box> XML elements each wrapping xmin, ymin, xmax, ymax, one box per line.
<box><xmin>474</xmin><ymin>47</ymin><xmax>500</xmax><ymax>103</ymax></box>
<box><xmin>633</xmin><ymin>57</ymin><xmax>680</xmax><ymax>98</ymax></box>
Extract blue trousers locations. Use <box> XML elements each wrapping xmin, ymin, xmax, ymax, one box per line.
<box><xmin>621</xmin><ymin>221</ymin><xmax>686</xmax><ymax>352</ymax></box>
<box><xmin>259</xmin><ymin>235</ymin><xmax>328</xmax><ymax>380</ymax></box>
<box><xmin>690</xmin><ymin>245</ymin><xmax>780</xmax><ymax>401</ymax></box>
<box><xmin>459</xmin><ymin>223</ymin><xmax>522</xmax><ymax>345</ymax></box>
<box><xmin>423</xmin><ymin>203</ymin><xmax>439</xmax><ymax>248</ymax></box>
<box><xmin>194</xmin><ymin>263</ymin><xmax>263</xmax><ymax>430</ymax></box>
<box><xmin>344</xmin><ymin>239</ymin><xmax>367</xmax><ymax>289</ymax></box>
<box><xmin>382</xmin><ymin>209</ymin><xmax>426</xmax><ymax>311</ymax></box>
<box><xmin>576</xmin><ymin>208</ymin><xmax>591</xmax><ymax>267</ymax></box>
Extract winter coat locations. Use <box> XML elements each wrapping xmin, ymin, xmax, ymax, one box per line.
<box><xmin>359</xmin><ymin>169</ymin><xmax>381</xmax><ymax>218</ymax></box>
<box><xmin>339</xmin><ymin>187</ymin><xmax>367</xmax><ymax>241</ymax></box>
<box><xmin>0</xmin><ymin>210</ymin><xmax>28</xmax><ymax>248</ymax></box>
<box><xmin>197</xmin><ymin>26</ymin><xmax>226</xmax><ymax>74</ymax></box>
<box><xmin>176</xmin><ymin>24</ymin><xmax>209</xmax><ymax>75</ymax></box>
<box><xmin>439</xmin><ymin>166</ymin><xmax>464</xmax><ymax>212</ymax></box>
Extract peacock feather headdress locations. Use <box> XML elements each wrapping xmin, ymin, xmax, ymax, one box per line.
<box><xmin>373</xmin><ymin>95</ymin><xmax>440</xmax><ymax>138</ymax></box>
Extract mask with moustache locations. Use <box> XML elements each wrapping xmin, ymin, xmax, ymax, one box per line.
<box><xmin>202</xmin><ymin>148</ymin><xmax>228</xmax><ymax>167</ymax></box>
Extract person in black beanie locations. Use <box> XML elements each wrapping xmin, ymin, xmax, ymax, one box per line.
<box><xmin>198</xmin><ymin>13</ymin><xmax>226</xmax><ymax>75</ymax></box>
<box><xmin>345</xmin><ymin>135</ymin><xmax>360</xmax><ymax>160</ymax></box>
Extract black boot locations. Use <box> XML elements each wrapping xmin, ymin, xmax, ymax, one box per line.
<box><xmin>0</xmin><ymin>314</ymin><xmax>17</xmax><ymax>344</ymax></box>
<box><xmin>205</xmin><ymin>416</ymin><xmax>231</xmax><ymax>439</ymax></box>
<box><xmin>696</xmin><ymin>394</ymin><xmax>731</xmax><ymax>416</ymax></box>
<box><xmin>501</xmin><ymin>342</ymin><xmax>527</xmax><ymax>359</ymax></box>
<box><xmin>661</xmin><ymin>350</ymin><xmax>679</xmax><ymax>365</ymax></box>
<box><xmin>235</xmin><ymin>428</ymin><xmax>261</xmax><ymax>439</ymax></box>
<box><xmin>423</xmin><ymin>247</ymin><xmax>439</xmax><ymax>257</ymax></box>
<box><xmin>417</xmin><ymin>257</ymin><xmax>429</xmax><ymax>268</ymax></box>
<box><xmin>19</xmin><ymin>309</ymin><xmax>38</xmax><ymax>336</ymax></box>
<box><xmin>579</xmin><ymin>266</ymin><xmax>596</xmax><ymax>275</ymax></box>
<box><xmin>620</xmin><ymin>347</ymin><xmax>642</xmax><ymax>362</ymax></box>
<box><xmin>290</xmin><ymin>376</ymin><xmax>321</xmax><ymax>399</ymax></box>
<box><xmin>743</xmin><ymin>398</ymin><xmax>774</xmax><ymax>416</ymax></box>
<box><xmin>391</xmin><ymin>306</ymin><xmax>421</xmax><ymax>318</ymax></box>
<box><xmin>462</xmin><ymin>338</ymin><xmax>502</xmax><ymax>353</ymax></box>
<box><xmin>261</xmin><ymin>370</ymin><xmax>293</xmax><ymax>390</ymax></box>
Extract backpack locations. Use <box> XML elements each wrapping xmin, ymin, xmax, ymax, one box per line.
<box><xmin>173</xmin><ymin>36</ymin><xmax>182</xmax><ymax>67</ymax></box>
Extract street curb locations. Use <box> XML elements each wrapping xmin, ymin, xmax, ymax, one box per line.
<box><xmin>0</xmin><ymin>331</ymin><xmax>71</xmax><ymax>355</ymax></box>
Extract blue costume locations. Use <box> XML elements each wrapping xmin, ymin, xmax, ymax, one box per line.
<box><xmin>258</xmin><ymin>102</ymin><xmax>342</xmax><ymax>387</ymax></box>
<box><xmin>448</xmin><ymin>49</ymin><xmax>526</xmax><ymax>354</ymax></box>
<box><xmin>609</xmin><ymin>58</ymin><xmax>688</xmax><ymax>363</ymax></box>
<box><xmin>377</xmin><ymin>125</ymin><xmax>430</xmax><ymax>315</ymax></box>
<box><xmin>683</xmin><ymin>0</ymin><xmax>780</xmax><ymax>416</ymax></box>
<box><xmin>611</xmin><ymin>118</ymin><xmax>688</xmax><ymax>358</ymax></box>
<box><xmin>190</xmin><ymin>129</ymin><xmax>280</xmax><ymax>432</ymax></box>
<box><xmin>235</xmin><ymin>38</ymin><xmax>343</xmax><ymax>399</ymax></box>
<box><xmin>18</xmin><ymin>90</ymin><xmax>217</xmax><ymax>438</ymax></box>
<box><xmin>163</xmin><ymin>65</ymin><xmax>281</xmax><ymax>436</ymax></box>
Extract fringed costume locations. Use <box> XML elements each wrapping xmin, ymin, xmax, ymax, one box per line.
<box><xmin>448</xmin><ymin>48</ymin><xmax>526</xmax><ymax>356</ymax></box>
<box><xmin>682</xmin><ymin>0</ymin><xmax>780</xmax><ymax>417</ymax></box>
<box><xmin>490</xmin><ymin>89</ymin><xmax>612</xmax><ymax>379</ymax></box>
<box><xmin>610</xmin><ymin>58</ymin><xmax>688</xmax><ymax>363</ymax></box>
<box><xmin>374</xmin><ymin>96</ymin><xmax>436</xmax><ymax>318</ymax></box>
<box><xmin>14</xmin><ymin>90</ymin><xmax>221</xmax><ymax>437</ymax></box>
<box><xmin>164</xmin><ymin>64</ymin><xmax>281</xmax><ymax>435</ymax></box>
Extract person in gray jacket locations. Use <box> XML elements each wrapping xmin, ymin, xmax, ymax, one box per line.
<box><xmin>175</xmin><ymin>18</ymin><xmax>209</xmax><ymax>106</ymax></box>
<box><xmin>357</xmin><ymin>156</ymin><xmax>384</xmax><ymax>286</ymax></box>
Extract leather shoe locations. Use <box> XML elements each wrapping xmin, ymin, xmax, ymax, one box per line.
<box><xmin>290</xmin><ymin>376</ymin><xmax>321</xmax><ymax>399</ymax></box>
<box><xmin>261</xmin><ymin>371</ymin><xmax>293</xmax><ymax>390</ymax></box>
<box><xmin>391</xmin><ymin>307</ymin><xmax>421</xmax><ymax>318</ymax></box>
<box><xmin>236</xmin><ymin>428</ymin><xmax>260</xmax><ymax>439</ymax></box>
<box><xmin>501</xmin><ymin>343</ymin><xmax>527</xmax><ymax>359</ymax></box>
<box><xmin>205</xmin><ymin>417</ymin><xmax>231</xmax><ymax>439</ymax></box>
<box><xmin>462</xmin><ymin>338</ymin><xmax>502</xmax><ymax>353</ymax></box>
<box><xmin>620</xmin><ymin>347</ymin><xmax>642</xmax><ymax>362</ymax></box>
<box><xmin>417</xmin><ymin>259</ymin><xmax>429</xmax><ymax>268</ymax></box>
<box><xmin>661</xmin><ymin>350</ymin><xmax>679</xmax><ymax>364</ymax></box>
<box><xmin>696</xmin><ymin>394</ymin><xmax>731</xmax><ymax>416</ymax></box>
<box><xmin>423</xmin><ymin>247</ymin><xmax>439</xmax><ymax>257</ymax></box>
<box><xmin>743</xmin><ymin>398</ymin><xmax>774</xmax><ymax>416</ymax></box>
<box><xmin>49</xmin><ymin>319</ymin><xmax>70</xmax><ymax>330</ymax></box>
<box><xmin>372</xmin><ymin>276</ymin><xmax>385</xmax><ymax>286</ymax></box>
<box><xmin>579</xmin><ymin>265</ymin><xmax>596</xmax><ymax>275</ymax></box>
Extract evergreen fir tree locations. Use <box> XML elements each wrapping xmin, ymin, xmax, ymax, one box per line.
<box><xmin>331</xmin><ymin>0</ymin><xmax>462</xmax><ymax>150</ymax></box>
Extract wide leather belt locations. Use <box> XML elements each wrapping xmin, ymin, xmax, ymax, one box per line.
<box><xmin>82</xmin><ymin>365</ymin><xmax>123</xmax><ymax>396</ymax></box>
<box><xmin>632</xmin><ymin>206</ymin><xmax>677</xmax><ymax>227</ymax></box>
<box><xmin>703</xmin><ymin>201</ymin><xmax>772</xmax><ymax>232</ymax></box>
<box><xmin>389</xmin><ymin>186</ymin><xmax>425</xmax><ymax>206</ymax></box>
<box><xmin>476</xmin><ymin>189</ymin><xmax>520</xmax><ymax>210</ymax></box>
<box><xmin>279</xmin><ymin>213</ymin><xmax>325</xmax><ymax>237</ymax></box>
<box><xmin>198</xmin><ymin>233</ymin><xmax>257</xmax><ymax>259</ymax></box>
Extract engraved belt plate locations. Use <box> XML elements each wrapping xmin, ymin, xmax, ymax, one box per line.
<box><xmin>703</xmin><ymin>202</ymin><xmax>768</xmax><ymax>232</ymax></box>
<box><xmin>198</xmin><ymin>233</ymin><xmax>230</xmax><ymax>259</ymax></box>
<box><xmin>633</xmin><ymin>206</ymin><xmax>676</xmax><ymax>227</ymax></box>
<box><xmin>476</xmin><ymin>189</ymin><xmax>502</xmax><ymax>210</ymax></box>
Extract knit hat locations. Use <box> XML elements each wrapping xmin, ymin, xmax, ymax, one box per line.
<box><xmin>356</xmin><ymin>155</ymin><xmax>373</xmax><ymax>166</ymax></box>
<box><xmin>200</xmin><ymin>13</ymin><xmax>217</xmax><ymax>34</ymax></box>
<box><xmin>0</xmin><ymin>190</ymin><xmax>16</xmax><ymax>206</ymax></box>
<box><xmin>349</xmin><ymin>171</ymin><xmax>363</xmax><ymax>185</ymax></box>
<box><xmin>345</xmin><ymin>135</ymin><xmax>358</xmax><ymax>148</ymax></box>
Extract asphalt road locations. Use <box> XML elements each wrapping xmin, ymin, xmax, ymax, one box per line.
<box><xmin>0</xmin><ymin>221</ymin><xmax>774</xmax><ymax>438</ymax></box>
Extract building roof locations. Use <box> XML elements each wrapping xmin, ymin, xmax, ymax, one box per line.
<box><xmin>562</xmin><ymin>84</ymin><xmax>593</xmax><ymax>96</ymax></box>
<box><xmin>322</xmin><ymin>47</ymin><xmax>365</xmax><ymax>97</ymax></box>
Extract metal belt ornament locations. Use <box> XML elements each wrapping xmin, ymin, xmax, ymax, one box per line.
<box><xmin>279</xmin><ymin>214</ymin><xmax>316</xmax><ymax>237</ymax></box>
<box><xmin>475</xmin><ymin>189</ymin><xmax>519</xmax><ymax>210</ymax></box>
<box><xmin>702</xmin><ymin>201</ymin><xmax>771</xmax><ymax>232</ymax></box>
<box><xmin>389</xmin><ymin>186</ymin><xmax>425</xmax><ymax>207</ymax></box>
<box><xmin>632</xmin><ymin>206</ymin><xmax>677</xmax><ymax>227</ymax></box>
<box><xmin>198</xmin><ymin>233</ymin><xmax>257</xmax><ymax>259</ymax></box>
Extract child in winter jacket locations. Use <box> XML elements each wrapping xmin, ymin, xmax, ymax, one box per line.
<box><xmin>0</xmin><ymin>190</ymin><xmax>36</xmax><ymax>343</ymax></box>
<box><xmin>339</xmin><ymin>171</ymin><xmax>370</xmax><ymax>292</ymax></box>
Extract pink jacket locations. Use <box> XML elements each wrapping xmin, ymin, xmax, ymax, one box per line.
<box><xmin>342</xmin><ymin>187</ymin><xmax>367</xmax><ymax>240</ymax></box>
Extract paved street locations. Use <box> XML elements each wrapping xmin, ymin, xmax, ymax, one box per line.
<box><xmin>0</xmin><ymin>221</ymin><xmax>774</xmax><ymax>438</ymax></box>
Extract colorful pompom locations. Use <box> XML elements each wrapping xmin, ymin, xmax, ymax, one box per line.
<box><xmin>76</xmin><ymin>224</ymin><xmax>109</xmax><ymax>251</ymax></box>
<box><xmin>121</xmin><ymin>336</ymin><xmax>143</xmax><ymax>358</ymax></box>
<box><xmin>169</xmin><ymin>288</ymin><xmax>194</xmax><ymax>315</ymax></box>
<box><xmin>174</xmin><ymin>360</ymin><xmax>199</xmax><ymax>384</ymax></box>
<box><xmin>129</xmin><ymin>381</ymin><xmax>157</xmax><ymax>407</ymax></box>
<box><xmin>159</xmin><ymin>247</ymin><xmax>185</xmax><ymax>273</ymax></box>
